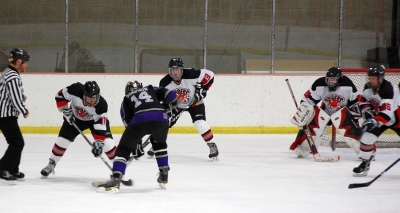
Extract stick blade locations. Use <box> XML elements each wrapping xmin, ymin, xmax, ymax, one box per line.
<box><xmin>314</xmin><ymin>154</ymin><xmax>340</xmax><ymax>162</ymax></box>
<box><xmin>348</xmin><ymin>182</ymin><xmax>370</xmax><ymax>189</ymax></box>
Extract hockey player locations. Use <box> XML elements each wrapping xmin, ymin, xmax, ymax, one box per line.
<box><xmin>290</xmin><ymin>67</ymin><xmax>362</xmax><ymax>158</ymax></box>
<box><xmin>147</xmin><ymin>58</ymin><xmax>219</xmax><ymax>160</ymax></box>
<box><xmin>40</xmin><ymin>81</ymin><xmax>117</xmax><ymax>178</ymax></box>
<box><xmin>97</xmin><ymin>81</ymin><xmax>179</xmax><ymax>193</ymax></box>
<box><xmin>353</xmin><ymin>65</ymin><xmax>400</xmax><ymax>177</ymax></box>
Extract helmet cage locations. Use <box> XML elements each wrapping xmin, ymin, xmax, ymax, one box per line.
<box><xmin>83</xmin><ymin>81</ymin><xmax>100</xmax><ymax>106</ymax></box>
<box><xmin>169</xmin><ymin>67</ymin><xmax>183</xmax><ymax>81</ymax></box>
<box><xmin>125</xmin><ymin>80</ymin><xmax>143</xmax><ymax>95</ymax></box>
<box><xmin>367</xmin><ymin>65</ymin><xmax>385</xmax><ymax>90</ymax></box>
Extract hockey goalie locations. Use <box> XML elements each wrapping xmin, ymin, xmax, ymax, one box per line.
<box><xmin>289</xmin><ymin>67</ymin><xmax>363</xmax><ymax>158</ymax></box>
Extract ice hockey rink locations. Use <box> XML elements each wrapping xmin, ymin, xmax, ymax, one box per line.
<box><xmin>0</xmin><ymin>134</ymin><xmax>399</xmax><ymax>213</ymax></box>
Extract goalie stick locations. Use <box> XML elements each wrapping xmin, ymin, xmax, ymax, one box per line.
<box><xmin>91</xmin><ymin>135</ymin><xmax>152</xmax><ymax>187</ymax></box>
<box><xmin>349</xmin><ymin>158</ymin><xmax>400</xmax><ymax>189</ymax></box>
<box><xmin>285</xmin><ymin>79</ymin><xmax>340</xmax><ymax>162</ymax></box>
<box><xmin>70</xmin><ymin>120</ymin><xmax>134</xmax><ymax>186</ymax></box>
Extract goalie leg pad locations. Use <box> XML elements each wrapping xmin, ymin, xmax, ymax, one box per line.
<box><xmin>331</xmin><ymin>107</ymin><xmax>362</xmax><ymax>140</ymax></box>
<box><xmin>343</xmin><ymin>137</ymin><xmax>361</xmax><ymax>156</ymax></box>
<box><xmin>290</xmin><ymin>102</ymin><xmax>315</xmax><ymax>128</ymax></box>
<box><xmin>308</xmin><ymin>107</ymin><xmax>330</xmax><ymax>138</ymax></box>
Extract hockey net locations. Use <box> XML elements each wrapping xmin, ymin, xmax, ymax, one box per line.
<box><xmin>323</xmin><ymin>68</ymin><xmax>400</xmax><ymax>148</ymax></box>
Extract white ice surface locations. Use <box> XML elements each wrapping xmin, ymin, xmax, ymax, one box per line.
<box><xmin>0</xmin><ymin>134</ymin><xmax>399</xmax><ymax>213</ymax></box>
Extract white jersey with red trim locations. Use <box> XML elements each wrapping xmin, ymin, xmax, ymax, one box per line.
<box><xmin>300</xmin><ymin>75</ymin><xmax>360</xmax><ymax>116</ymax></box>
<box><xmin>55</xmin><ymin>82</ymin><xmax>109</xmax><ymax>138</ymax></box>
<box><xmin>359</xmin><ymin>79</ymin><xmax>399</xmax><ymax>126</ymax></box>
<box><xmin>159</xmin><ymin>68</ymin><xmax>214</xmax><ymax>109</ymax></box>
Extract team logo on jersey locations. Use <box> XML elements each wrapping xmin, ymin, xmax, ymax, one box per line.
<box><xmin>202</xmin><ymin>73</ymin><xmax>211</xmax><ymax>84</ymax></box>
<box><xmin>174</xmin><ymin>88</ymin><xmax>191</xmax><ymax>103</ymax></box>
<box><xmin>324</xmin><ymin>94</ymin><xmax>344</xmax><ymax>110</ymax></box>
<box><xmin>74</xmin><ymin>106</ymin><xmax>93</xmax><ymax>120</ymax></box>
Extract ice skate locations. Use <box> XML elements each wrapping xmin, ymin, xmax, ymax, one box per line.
<box><xmin>96</xmin><ymin>174</ymin><xmax>122</xmax><ymax>194</ymax></box>
<box><xmin>207</xmin><ymin>143</ymin><xmax>219</xmax><ymax>161</ymax></box>
<box><xmin>147</xmin><ymin>147</ymin><xmax>155</xmax><ymax>159</ymax></box>
<box><xmin>41</xmin><ymin>158</ymin><xmax>56</xmax><ymax>178</ymax></box>
<box><xmin>0</xmin><ymin>170</ymin><xmax>17</xmax><ymax>185</ymax></box>
<box><xmin>353</xmin><ymin>158</ymin><xmax>371</xmax><ymax>177</ymax></box>
<box><xmin>157</xmin><ymin>166</ymin><xmax>169</xmax><ymax>189</ymax></box>
<box><xmin>11</xmin><ymin>172</ymin><xmax>25</xmax><ymax>181</ymax></box>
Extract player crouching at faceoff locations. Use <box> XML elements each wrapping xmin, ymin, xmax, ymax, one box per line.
<box><xmin>289</xmin><ymin>67</ymin><xmax>363</xmax><ymax>158</ymax></box>
<box><xmin>96</xmin><ymin>81</ymin><xmax>180</xmax><ymax>193</ymax></box>
<box><xmin>353</xmin><ymin>65</ymin><xmax>400</xmax><ymax>177</ymax></box>
<box><xmin>147</xmin><ymin>58</ymin><xmax>219</xmax><ymax>160</ymax></box>
<box><xmin>41</xmin><ymin>81</ymin><xmax>117</xmax><ymax>178</ymax></box>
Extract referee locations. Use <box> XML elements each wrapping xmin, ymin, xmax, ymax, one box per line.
<box><xmin>0</xmin><ymin>48</ymin><xmax>30</xmax><ymax>185</ymax></box>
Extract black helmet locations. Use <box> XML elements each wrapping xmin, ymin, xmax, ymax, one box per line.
<box><xmin>9</xmin><ymin>48</ymin><xmax>30</xmax><ymax>64</ymax></box>
<box><xmin>83</xmin><ymin>81</ymin><xmax>100</xmax><ymax>98</ymax></box>
<box><xmin>125</xmin><ymin>80</ymin><xmax>143</xmax><ymax>95</ymax></box>
<box><xmin>367</xmin><ymin>65</ymin><xmax>385</xmax><ymax>90</ymax></box>
<box><xmin>168</xmin><ymin>58</ymin><xmax>184</xmax><ymax>81</ymax></box>
<box><xmin>83</xmin><ymin>81</ymin><xmax>100</xmax><ymax>106</ymax></box>
<box><xmin>325</xmin><ymin>67</ymin><xmax>343</xmax><ymax>91</ymax></box>
<box><xmin>169</xmin><ymin>58</ymin><xmax>184</xmax><ymax>68</ymax></box>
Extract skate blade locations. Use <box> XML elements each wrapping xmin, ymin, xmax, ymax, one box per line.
<box><xmin>1</xmin><ymin>179</ymin><xmax>17</xmax><ymax>185</ymax></box>
<box><xmin>96</xmin><ymin>186</ymin><xmax>119</xmax><ymax>194</ymax></box>
<box><xmin>353</xmin><ymin>172</ymin><xmax>368</xmax><ymax>177</ymax></box>
<box><xmin>41</xmin><ymin>175</ymin><xmax>49</xmax><ymax>179</ymax></box>
<box><xmin>158</xmin><ymin>183</ymin><xmax>167</xmax><ymax>189</ymax></box>
<box><xmin>211</xmin><ymin>156</ymin><xmax>219</xmax><ymax>161</ymax></box>
<box><xmin>148</xmin><ymin>155</ymin><xmax>155</xmax><ymax>159</ymax></box>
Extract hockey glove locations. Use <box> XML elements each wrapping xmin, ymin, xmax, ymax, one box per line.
<box><xmin>62</xmin><ymin>108</ymin><xmax>75</xmax><ymax>125</ymax></box>
<box><xmin>168</xmin><ymin>107</ymin><xmax>184</xmax><ymax>128</ymax></box>
<box><xmin>91</xmin><ymin>140</ymin><xmax>104</xmax><ymax>157</ymax></box>
<box><xmin>363</xmin><ymin>110</ymin><xmax>375</xmax><ymax>120</ymax></box>
<box><xmin>194</xmin><ymin>83</ymin><xmax>208</xmax><ymax>101</ymax></box>
<box><xmin>132</xmin><ymin>142</ymin><xmax>144</xmax><ymax>160</ymax></box>
<box><xmin>363</xmin><ymin>118</ymin><xmax>378</xmax><ymax>132</ymax></box>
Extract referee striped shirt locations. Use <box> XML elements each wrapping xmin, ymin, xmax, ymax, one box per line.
<box><xmin>0</xmin><ymin>66</ymin><xmax>28</xmax><ymax>117</ymax></box>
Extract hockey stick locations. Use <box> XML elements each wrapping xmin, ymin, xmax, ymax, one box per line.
<box><xmin>331</xmin><ymin>126</ymin><xmax>336</xmax><ymax>151</ymax></box>
<box><xmin>70</xmin><ymin>120</ymin><xmax>133</xmax><ymax>186</ymax></box>
<box><xmin>91</xmin><ymin>135</ymin><xmax>152</xmax><ymax>187</ymax></box>
<box><xmin>285</xmin><ymin>79</ymin><xmax>340</xmax><ymax>162</ymax></box>
<box><xmin>349</xmin><ymin>158</ymin><xmax>400</xmax><ymax>189</ymax></box>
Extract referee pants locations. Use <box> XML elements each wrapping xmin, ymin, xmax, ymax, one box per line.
<box><xmin>0</xmin><ymin>117</ymin><xmax>25</xmax><ymax>173</ymax></box>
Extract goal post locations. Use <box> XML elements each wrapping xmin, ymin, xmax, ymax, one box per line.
<box><xmin>324</xmin><ymin>68</ymin><xmax>400</xmax><ymax>148</ymax></box>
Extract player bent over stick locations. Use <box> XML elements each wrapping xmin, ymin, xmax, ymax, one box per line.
<box><xmin>352</xmin><ymin>65</ymin><xmax>400</xmax><ymax>177</ymax></box>
<box><xmin>96</xmin><ymin>81</ymin><xmax>180</xmax><ymax>193</ymax></box>
<box><xmin>289</xmin><ymin>67</ymin><xmax>363</xmax><ymax>161</ymax></box>
<box><xmin>41</xmin><ymin>81</ymin><xmax>117</xmax><ymax>178</ymax></box>
<box><xmin>147</xmin><ymin>58</ymin><xmax>219</xmax><ymax>160</ymax></box>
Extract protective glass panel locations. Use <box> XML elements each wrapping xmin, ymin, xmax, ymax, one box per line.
<box><xmin>273</xmin><ymin>0</ymin><xmax>339</xmax><ymax>72</ymax></box>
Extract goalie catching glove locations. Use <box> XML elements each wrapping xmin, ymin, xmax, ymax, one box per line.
<box><xmin>290</xmin><ymin>102</ymin><xmax>315</xmax><ymax>129</ymax></box>
<box><xmin>91</xmin><ymin>140</ymin><xmax>104</xmax><ymax>157</ymax></box>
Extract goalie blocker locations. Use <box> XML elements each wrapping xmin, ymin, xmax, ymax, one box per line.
<box><xmin>290</xmin><ymin>103</ymin><xmax>362</xmax><ymax>158</ymax></box>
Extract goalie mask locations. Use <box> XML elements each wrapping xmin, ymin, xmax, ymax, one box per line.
<box><xmin>125</xmin><ymin>80</ymin><xmax>143</xmax><ymax>95</ymax></box>
<box><xmin>325</xmin><ymin>67</ymin><xmax>343</xmax><ymax>91</ymax></box>
<box><xmin>168</xmin><ymin>58</ymin><xmax>184</xmax><ymax>81</ymax></box>
<box><xmin>83</xmin><ymin>81</ymin><xmax>100</xmax><ymax>106</ymax></box>
<box><xmin>367</xmin><ymin>65</ymin><xmax>385</xmax><ymax>90</ymax></box>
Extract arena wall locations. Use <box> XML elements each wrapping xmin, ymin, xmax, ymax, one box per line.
<box><xmin>18</xmin><ymin>73</ymin><xmax>320</xmax><ymax>134</ymax></box>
